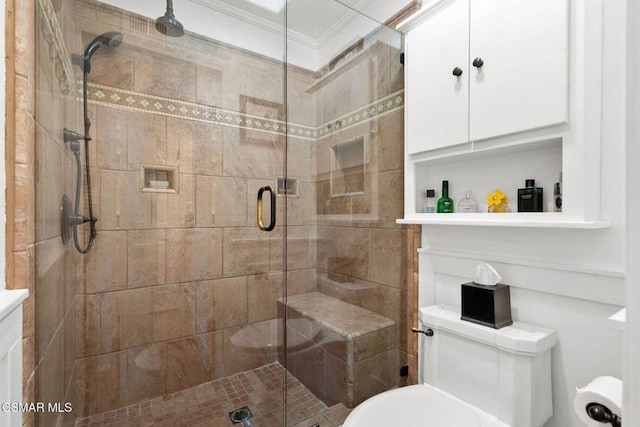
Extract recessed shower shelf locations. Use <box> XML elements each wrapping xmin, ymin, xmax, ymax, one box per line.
<box><xmin>397</xmin><ymin>213</ymin><xmax>610</xmax><ymax>229</ymax></box>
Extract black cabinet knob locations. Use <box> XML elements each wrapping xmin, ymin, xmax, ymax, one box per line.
<box><xmin>452</xmin><ymin>67</ymin><xmax>463</xmax><ymax>77</ymax></box>
<box><xmin>473</xmin><ymin>57</ymin><xmax>484</xmax><ymax>68</ymax></box>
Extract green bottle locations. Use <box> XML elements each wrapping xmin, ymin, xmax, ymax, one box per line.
<box><xmin>437</xmin><ymin>180</ymin><xmax>454</xmax><ymax>213</ymax></box>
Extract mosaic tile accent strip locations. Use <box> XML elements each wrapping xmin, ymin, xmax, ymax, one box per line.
<box><xmin>75</xmin><ymin>362</ymin><xmax>351</xmax><ymax>427</ymax></box>
<box><xmin>38</xmin><ymin>0</ymin><xmax>78</xmax><ymax>96</ymax></box>
<box><xmin>86</xmin><ymin>82</ymin><xmax>404</xmax><ymax>141</ymax></box>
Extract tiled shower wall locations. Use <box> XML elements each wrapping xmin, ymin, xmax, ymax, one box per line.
<box><xmin>73</xmin><ymin>0</ymin><xmax>318</xmax><ymax>416</ymax></box>
<box><xmin>312</xmin><ymin>40</ymin><xmax>408</xmax><ymax>369</ymax></box>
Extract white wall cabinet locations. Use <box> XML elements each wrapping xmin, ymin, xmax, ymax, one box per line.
<box><xmin>406</xmin><ymin>0</ymin><xmax>569</xmax><ymax>155</ymax></box>
<box><xmin>398</xmin><ymin>0</ymin><xmax>607</xmax><ymax>227</ymax></box>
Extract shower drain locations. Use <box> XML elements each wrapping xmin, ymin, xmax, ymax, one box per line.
<box><xmin>228</xmin><ymin>406</ymin><xmax>254</xmax><ymax>424</ymax></box>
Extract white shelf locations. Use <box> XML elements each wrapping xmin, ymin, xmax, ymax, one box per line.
<box><xmin>397</xmin><ymin>213</ymin><xmax>610</xmax><ymax>229</ymax></box>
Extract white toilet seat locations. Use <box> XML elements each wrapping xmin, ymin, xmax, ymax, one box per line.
<box><xmin>343</xmin><ymin>384</ymin><xmax>509</xmax><ymax>427</ymax></box>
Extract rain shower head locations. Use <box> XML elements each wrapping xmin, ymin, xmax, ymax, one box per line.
<box><xmin>156</xmin><ymin>0</ymin><xmax>184</xmax><ymax>37</ymax></box>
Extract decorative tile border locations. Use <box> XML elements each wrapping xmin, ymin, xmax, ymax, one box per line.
<box><xmin>86</xmin><ymin>82</ymin><xmax>404</xmax><ymax>141</ymax></box>
<box><xmin>38</xmin><ymin>0</ymin><xmax>78</xmax><ymax>96</ymax></box>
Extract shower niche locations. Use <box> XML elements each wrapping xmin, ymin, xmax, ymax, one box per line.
<box><xmin>140</xmin><ymin>165</ymin><xmax>178</xmax><ymax>192</ymax></box>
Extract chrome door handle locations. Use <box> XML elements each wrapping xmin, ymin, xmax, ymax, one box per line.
<box><xmin>257</xmin><ymin>186</ymin><xmax>276</xmax><ymax>232</ymax></box>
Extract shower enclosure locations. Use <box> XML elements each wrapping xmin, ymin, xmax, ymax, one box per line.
<box><xmin>33</xmin><ymin>0</ymin><xmax>407</xmax><ymax>425</ymax></box>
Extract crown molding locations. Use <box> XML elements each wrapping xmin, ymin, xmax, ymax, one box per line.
<box><xmin>188</xmin><ymin>0</ymin><xmax>318</xmax><ymax>49</ymax></box>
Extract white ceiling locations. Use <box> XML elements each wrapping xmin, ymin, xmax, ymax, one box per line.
<box><xmin>100</xmin><ymin>0</ymin><xmax>412</xmax><ymax>69</ymax></box>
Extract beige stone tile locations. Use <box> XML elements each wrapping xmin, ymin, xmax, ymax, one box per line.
<box><xmin>152</xmin><ymin>283</ymin><xmax>196</xmax><ymax>342</ymax></box>
<box><xmin>63</xmin><ymin>300</ymin><xmax>77</xmax><ymax>392</ymax></box>
<box><xmin>95</xmin><ymin>107</ymin><xmax>128</xmax><ymax>170</ymax></box>
<box><xmin>286</xmin><ymin>181</ymin><xmax>316</xmax><ymax>227</ymax></box>
<box><xmin>352</xmin><ymin>349</ymin><xmax>399</xmax><ymax>406</ymax></box>
<box><xmin>351</xmin><ymin>326</ymin><xmax>396</xmax><ymax>363</ymax></box>
<box><xmin>195</xmin><ymin>277</ymin><xmax>247</xmax><ymax>333</ymax></box>
<box><xmin>222</xmin><ymin>127</ymin><xmax>271</xmax><ymax>179</ymax></box>
<box><xmin>81</xmin><ymin>294</ymin><xmax>101</xmax><ymax>357</ymax></box>
<box><xmin>222</xmin><ymin>324</ymin><xmax>278</xmax><ymax>377</ymax></box>
<box><xmin>133</xmin><ymin>48</ymin><xmax>197</xmax><ymax>102</ymax></box>
<box><xmin>195</xmin><ymin>65</ymin><xmax>223</xmax><ymax>107</ymax></box>
<box><xmin>126</xmin><ymin>111</ymin><xmax>168</xmax><ymax>170</ymax></box>
<box><xmin>74</xmin><ymin>356</ymin><xmax>95</xmax><ymax>417</ymax></box>
<box><xmin>85</xmin><ymin>40</ymin><xmax>133</xmax><ymax>90</ymax></box>
<box><xmin>166</xmin><ymin>118</ymin><xmax>194</xmax><ymax>173</ymax></box>
<box><xmin>100</xmin><ymin>169</ymin><xmax>153</xmax><ymax>230</ymax></box>
<box><xmin>84</xmin><ymin>230</ymin><xmax>127</xmax><ymax>294</ymax></box>
<box><xmin>35</xmin><ymin>242</ymin><xmax>65</xmax><ymax>361</ymax></box>
<box><xmin>369</xmin><ymin>228</ymin><xmax>407</xmax><ymax>288</ymax></box>
<box><xmin>94</xmin><ymin>351</ymin><xmax>129</xmax><ymax>413</ymax></box>
<box><xmin>247</xmin><ymin>273</ymin><xmax>283</xmax><ymax>323</ymax></box>
<box><xmin>323</xmin><ymin>403</ymin><xmax>353</xmax><ymax>426</ymax></box>
<box><xmin>287</xmin><ymin>77</ymin><xmax>316</xmax><ymax>128</ymax></box>
<box><xmin>328</xmin><ymin>226</ymin><xmax>369</xmax><ymax>280</ymax></box>
<box><xmin>325</xmin><ymin>352</ymin><xmax>348</xmax><ymax>407</ymax></box>
<box><xmin>127</xmin><ymin>229</ymin><xmax>166</xmax><ymax>288</ymax></box>
<box><xmin>195</xmin><ymin>175</ymin><xmax>247</xmax><ymax>227</ymax></box>
<box><xmin>222</xmin><ymin>227</ymin><xmax>270</xmax><ymax>277</ymax></box>
<box><xmin>151</xmin><ymin>174</ymin><xmax>196</xmax><ymax>228</ymax></box>
<box><xmin>286</xmin><ymin>269</ymin><xmax>317</xmax><ymax>296</ymax></box>
<box><xmin>370</xmin><ymin>109</ymin><xmax>404</xmax><ymax>173</ymax></box>
<box><xmin>191</xmin><ymin>122</ymin><xmax>223</xmax><ymax>176</ymax></box>
<box><xmin>165</xmin><ymin>228</ymin><xmax>223</xmax><ymax>283</ymax></box>
<box><xmin>101</xmin><ymin>288</ymin><xmax>153</xmax><ymax>352</ymax></box>
<box><xmin>166</xmin><ymin>332</ymin><xmax>224</xmax><ymax>394</ymax></box>
<box><xmin>36</xmin><ymin>326</ymin><xmax>65</xmax><ymax>427</ymax></box>
<box><xmin>37</xmin><ymin>135</ymin><xmax>63</xmax><ymax>242</ymax></box>
<box><xmin>127</xmin><ymin>343</ymin><xmax>166</xmax><ymax>403</ymax></box>
<box><xmin>286</xmin><ymin>226</ymin><xmax>316</xmax><ymax>270</ymax></box>
<box><xmin>285</xmin><ymin>326</ymin><xmax>327</xmax><ymax>404</ymax></box>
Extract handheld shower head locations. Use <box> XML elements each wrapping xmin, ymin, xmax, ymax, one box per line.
<box><xmin>156</xmin><ymin>0</ymin><xmax>184</xmax><ymax>37</ymax></box>
<box><xmin>84</xmin><ymin>31</ymin><xmax>123</xmax><ymax>60</ymax></box>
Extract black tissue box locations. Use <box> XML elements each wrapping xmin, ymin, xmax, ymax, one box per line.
<box><xmin>461</xmin><ymin>282</ymin><xmax>513</xmax><ymax>329</ymax></box>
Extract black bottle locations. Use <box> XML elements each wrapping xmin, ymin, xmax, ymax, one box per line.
<box><xmin>517</xmin><ymin>179</ymin><xmax>543</xmax><ymax>212</ymax></box>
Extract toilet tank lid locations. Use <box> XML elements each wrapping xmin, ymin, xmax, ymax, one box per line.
<box><xmin>419</xmin><ymin>305</ymin><xmax>557</xmax><ymax>355</ymax></box>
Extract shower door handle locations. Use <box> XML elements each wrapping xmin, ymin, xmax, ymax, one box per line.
<box><xmin>257</xmin><ymin>186</ymin><xmax>276</xmax><ymax>232</ymax></box>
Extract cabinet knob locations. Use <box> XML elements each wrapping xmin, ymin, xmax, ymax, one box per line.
<box><xmin>452</xmin><ymin>67</ymin><xmax>463</xmax><ymax>77</ymax></box>
<box><xmin>472</xmin><ymin>57</ymin><xmax>484</xmax><ymax>68</ymax></box>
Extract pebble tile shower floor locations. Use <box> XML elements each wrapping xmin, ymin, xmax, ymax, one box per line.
<box><xmin>75</xmin><ymin>362</ymin><xmax>351</xmax><ymax>427</ymax></box>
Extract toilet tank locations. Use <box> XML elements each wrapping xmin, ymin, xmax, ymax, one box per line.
<box><xmin>419</xmin><ymin>305</ymin><xmax>557</xmax><ymax>427</ymax></box>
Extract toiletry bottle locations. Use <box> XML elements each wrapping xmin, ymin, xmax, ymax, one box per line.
<box><xmin>517</xmin><ymin>179</ymin><xmax>543</xmax><ymax>212</ymax></box>
<box><xmin>457</xmin><ymin>191</ymin><xmax>479</xmax><ymax>213</ymax></box>
<box><xmin>424</xmin><ymin>189</ymin><xmax>436</xmax><ymax>213</ymax></box>
<box><xmin>437</xmin><ymin>181</ymin><xmax>454</xmax><ymax>213</ymax></box>
<box><xmin>554</xmin><ymin>173</ymin><xmax>562</xmax><ymax>212</ymax></box>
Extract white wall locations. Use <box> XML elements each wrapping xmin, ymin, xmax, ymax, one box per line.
<box><xmin>417</xmin><ymin>1</ymin><xmax>627</xmax><ymax>426</ymax></box>
<box><xmin>625</xmin><ymin>0</ymin><xmax>640</xmax><ymax>424</ymax></box>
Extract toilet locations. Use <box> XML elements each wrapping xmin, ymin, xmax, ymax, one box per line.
<box><xmin>344</xmin><ymin>305</ymin><xmax>557</xmax><ymax>427</ymax></box>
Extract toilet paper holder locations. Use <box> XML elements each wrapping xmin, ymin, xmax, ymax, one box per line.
<box><xmin>586</xmin><ymin>402</ymin><xmax>622</xmax><ymax>427</ymax></box>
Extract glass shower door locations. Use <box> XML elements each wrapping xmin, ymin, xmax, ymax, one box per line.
<box><xmin>283</xmin><ymin>1</ymin><xmax>407</xmax><ymax>425</ymax></box>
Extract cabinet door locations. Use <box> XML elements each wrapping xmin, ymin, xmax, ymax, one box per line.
<box><xmin>406</xmin><ymin>0</ymin><xmax>469</xmax><ymax>154</ymax></box>
<box><xmin>469</xmin><ymin>0</ymin><xmax>568</xmax><ymax>141</ymax></box>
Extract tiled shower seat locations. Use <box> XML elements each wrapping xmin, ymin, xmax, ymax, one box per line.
<box><xmin>278</xmin><ymin>292</ymin><xmax>398</xmax><ymax>408</ymax></box>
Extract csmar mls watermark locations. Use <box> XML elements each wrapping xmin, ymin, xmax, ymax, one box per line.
<box><xmin>1</xmin><ymin>402</ymin><xmax>72</xmax><ymax>413</ymax></box>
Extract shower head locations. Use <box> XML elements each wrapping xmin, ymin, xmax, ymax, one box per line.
<box><xmin>155</xmin><ymin>0</ymin><xmax>184</xmax><ymax>37</ymax></box>
<box><xmin>79</xmin><ymin>31</ymin><xmax>124</xmax><ymax>73</ymax></box>
<box><xmin>84</xmin><ymin>32</ymin><xmax>123</xmax><ymax>61</ymax></box>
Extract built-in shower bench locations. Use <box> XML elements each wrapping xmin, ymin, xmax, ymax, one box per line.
<box><xmin>277</xmin><ymin>292</ymin><xmax>397</xmax><ymax>408</ymax></box>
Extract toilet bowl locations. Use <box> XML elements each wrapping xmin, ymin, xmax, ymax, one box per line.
<box><xmin>344</xmin><ymin>305</ymin><xmax>557</xmax><ymax>427</ymax></box>
<box><xmin>344</xmin><ymin>383</ymin><xmax>508</xmax><ymax>427</ymax></box>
